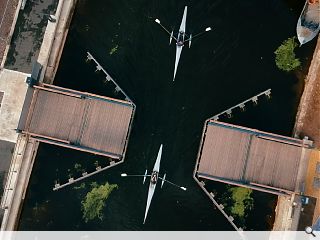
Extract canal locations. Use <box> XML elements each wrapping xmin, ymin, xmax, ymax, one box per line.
<box><xmin>18</xmin><ymin>0</ymin><xmax>315</xmax><ymax>230</ymax></box>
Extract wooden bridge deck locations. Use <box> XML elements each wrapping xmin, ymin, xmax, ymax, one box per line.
<box><xmin>19</xmin><ymin>84</ymin><xmax>135</xmax><ymax>159</ymax></box>
<box><xmin>196</xmin><ymin>120</ymin><xmax>313</xmax><ymax>194</ymax></box>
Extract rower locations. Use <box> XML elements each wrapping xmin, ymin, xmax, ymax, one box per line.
<box><xmin>177</xmin><ymin>41</ymin><xmax>184</xmax><ymax>47</ymax></box>
<box><xmin>177</xmin><ymin>31</ymin><xmax>185</xmax><ymax>46</ymax></box>
<box><xmin>155</xmin><ymin>6</ymin><xmax>212</xmax><ymax>81</ymax></box>
<box><xmin>120</xmin><ymin>144</ymin><xmax>187</xmax><ymax>224</ymax></box>
<box><xmin>151</xmin><ymin>171</ymin><xmax>158</xmax><ymax>184</ymax></box>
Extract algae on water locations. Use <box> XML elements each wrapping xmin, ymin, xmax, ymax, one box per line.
<box><xmin>81</xmin><ymin>182</ymin><xmax>118</xmax><ymax>222</ymax></box>
<box><xmin>109</xmin><ymin>45</ymin><xmax>119</xmax><ymax>55</ymax></box>
<box><xmin>275</xmin><ymin>37</ymin><xmax>301</xmax><ymax>72</ymax></box>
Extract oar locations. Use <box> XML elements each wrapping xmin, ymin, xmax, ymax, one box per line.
<box><xmin>184</xmin><ymin>27</ymin><xmax>212</xmax><ymax>43</ymax></box>
<box><xmin>158</xmin><ymin>176</ymin><xmax>187</xmax><ymax>191</ymax></box>
<box><xmin>155</xmin><ymin>19</ymin><xmax>178</xmax><ymax>42</ymax></box>
<box><xmin>121</xmin><ymin>173</ymin><xmax>151</xmax><ymax>177</ymax></box>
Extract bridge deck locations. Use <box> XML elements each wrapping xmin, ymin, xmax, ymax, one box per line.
<box><xmin>21</xmin><ymin>84</ymin><xmax>134</xmax><ymax>159</ymax></box>
<box><xmin>196</xmin><ymin>120</ymin><xmax>312</xmax><ymax>194</ymax></box>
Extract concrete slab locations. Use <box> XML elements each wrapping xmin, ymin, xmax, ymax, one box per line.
<box><xmin>0</xmin><ymin>69</ymin><xmax>29</xmax><ymax>143</ymax></box>
<box><xmin>44</xmin><ymin>0</ymin><xmax>77</xmax><ymax>83</ymax></box>
<box><xmin>0</xmin><ymin>140</ymin><xmax>14</xmax><ymax>172</ymax></box>
<box><xmin>272</xmin><ymin>195</ymin><xmax>295</xmax><ymax>230</ymax></box>
<box><xmin>0</xmin><ymin>140</ymin><xmax>15</xmax><ymax>218</ymax></box>
<box><xmin>0</xmin><ymin>135</ymin><xmax>38</xmax><ymax>230</ymax></box>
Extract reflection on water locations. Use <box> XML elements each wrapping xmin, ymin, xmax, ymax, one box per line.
<box><xmin>19</xmin><ymin>0</ymin><xmax>315</xmax><ymax>230</ymax></box>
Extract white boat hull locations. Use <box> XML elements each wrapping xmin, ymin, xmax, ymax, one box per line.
<box><xmin>143</xmin><ymin>183</ymin><xmax>156</xmax><ymax>224</ymax></box>
<box><xmin>179</xmin><ymin>6</ymin><xmax>187</xmax><ymax>32</ymax></box>
<box><xmin>297</xmin><ymin>1</ymin><xmax>320</xmax><ymax>45</ymax></box>
<box><xmin>143</xmin><ymin>144</ymin><xmax>163</xmax><ymax>224</ymax></box>
<box><xmin>173</xmin><ymin>46</ymin><xmax>183</xmax><ymax>81</ymax></box>
<box><xmin>173</xmin><ymin>6</ymin><xmax>187</xmax><ymax>81</ymax></box>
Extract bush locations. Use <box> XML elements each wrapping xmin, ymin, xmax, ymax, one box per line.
<box><xmin>274</xmin><ymin>37</ymin><xmax>301</xmax><ymax>72</ymax></box>
<box><xmin>81</xmin><ymin>182</ymin><xmax>118</xmax><ymax>222</ymax></box>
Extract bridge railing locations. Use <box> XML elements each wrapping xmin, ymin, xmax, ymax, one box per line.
<box><xmin>86</xmin><ymin>52</ymin><xmax>133</xmax><ymax>103</ymax></box>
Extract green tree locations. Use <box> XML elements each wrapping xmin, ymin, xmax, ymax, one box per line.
<box><xmin>81</xmin><ymin>182</ymin><xmax>118</xmax><ymax>222</ymax></box>
<box><xmin>274</xmin><ymin>37</ymin><xmax>301</xmax><ymax>72</ymax></box>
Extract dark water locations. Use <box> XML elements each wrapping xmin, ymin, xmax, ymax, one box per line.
<box><xmin>18</xmin><ymin>0</ymin><xmax>316</xmax><ymax>230</ymax></box>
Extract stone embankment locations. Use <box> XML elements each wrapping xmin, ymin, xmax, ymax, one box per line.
<box><xmin>294</xmin><ymin>37</ymin><xmax>320</xmax><ymax>149</ymax></box>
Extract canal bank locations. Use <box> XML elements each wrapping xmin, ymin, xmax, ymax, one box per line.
<box><xmin>271</xmin><ymin>34</ymin><xmax>320</xmax><ymax>231</ymax></box>
<box><xmin>18</xmin><ymin>0</ymin><xmax>316</xmax><ymax>231</ymax></box>
<box><xmin>294</xmin><ymin>37</ymin><xmax>320</xmax><ymax>149</ymax></box>
<box><xmin>1</xmin><ymin>0</ymin><xmax>316</xmax><ymax>232</ymax></box>
<box><xmin>0</xmin><ymin>0</ymin><xmax>78</xmax><ymax>230</ymax></box>
<box><xmin>293</xmin><ymin>34</ymin><xmax>320</xmax><ymax>226</ymax></box>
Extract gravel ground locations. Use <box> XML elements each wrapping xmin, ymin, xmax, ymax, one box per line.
<box><xmin>0</xmin><ymin>0</ymin><xmax>19</xmax><ymax>64</ymax></box>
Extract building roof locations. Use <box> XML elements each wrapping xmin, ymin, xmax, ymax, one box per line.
<box><xmin>196</xmin><ymin>120</ymin><xmax>312</xmax><ymax>194</ymax></box>
<box><xmin>22</xmin><ymin>84</ymin><xmax>134</xmax><ymax>158</ymax></box>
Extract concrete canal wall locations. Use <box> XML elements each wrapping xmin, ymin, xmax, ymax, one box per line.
<box><xmin>272</xmin><ymin>35</ymin><xmax>320</xmax><ymax>231</ymax></box>
<box><xmin>293</xmin><ymin>35</ymin><xmax>320</xmax><ymax>227</ymax></box>
<box><xmin>0</xmin><ymin>0</ymin><xmax>319</xmax><ymax>231</ymax></box>
<box><xmin>294</xmin><ymin>36</ymin><xmax>320</xmax><ymax>149</ymax></box>
<box><xmin>0</xmin><ymin>0</ymin><xmax>78</xmax><ymax>230</ymax></box>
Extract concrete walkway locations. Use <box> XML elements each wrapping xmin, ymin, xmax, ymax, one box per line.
<box><xmin>272</xmin><ymin>195</ymin><xmax>295</xmax><ymax>230</ymax></box>
<box><xmin>0</xmin><ymin>135</ymin><xmax>38</xmax><ymax>230</ymax></box>
<box><xmin>0</xmin><ymin>0</ymin><xmax>78</xmax><ymax>230</ymax></box>
<box><xmin>0</xmin><ymin>68</ymin><xmax>28</xmax><ymax>224</ymax></box>
<box><xmin>0</xmin><ymin>69</ymin><xmax>28</xmax><ymax>143</ymax></box>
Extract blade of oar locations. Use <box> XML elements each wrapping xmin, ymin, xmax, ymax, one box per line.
<box><xmin>121</xmin><ymin>173</ymin><xmax>151</xmax><ymax>177</ymax></box>
<box><xmin>158</xmin><ymin>177</ymin><xmax>187</xmax><ymax>191</ymax></box>
<box><xmin>155</xmin><ymin>19</ymin><xmax>178</xmax><ymax>41</ymax></box>
<box><xmin>184</xmin><ymin>27</ymin><xmax>212</xmax><ymax>43</ymax></box>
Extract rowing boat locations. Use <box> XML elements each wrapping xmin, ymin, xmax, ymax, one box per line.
<box><xmin>143</xmin><ymin>144</ymin><xmax>162</xmax><ymax>224</ymax></box>
<box><xmin>297</xmin><ymin>0</ymin><xmax>320</xmax><ymax>45</ymax></box>
<box><xmin>173</xmin><ymin>6</ymin><xmax>187</xmax><ymax>81</ymax></box>
<box><xmin>121</xmin><ymin>143</ymin><xmax>186</xmax><ymax>223</ymax></box>
<box><xmin>155</xmin><ymin>6</ymin><xmax>211</xmax><ymax>81</ymax></box>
